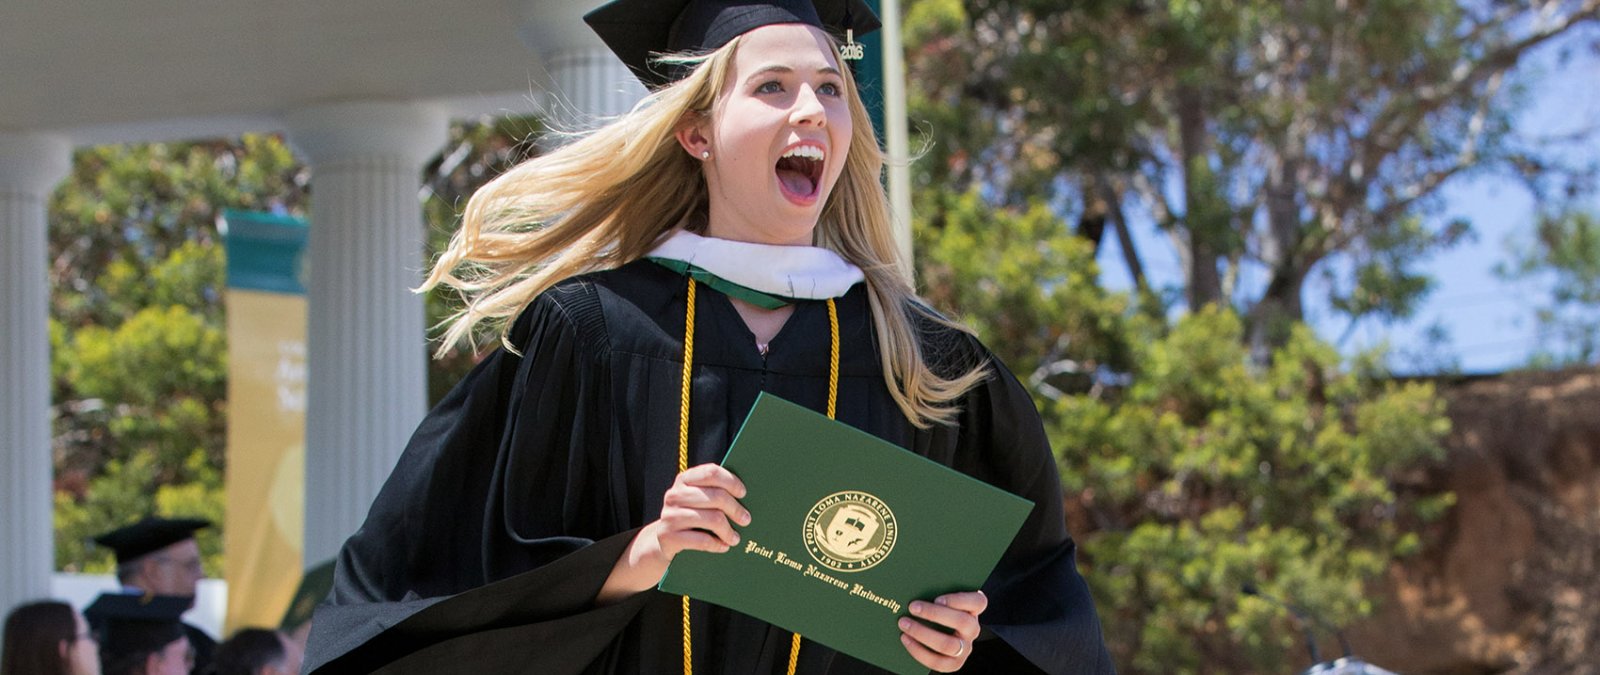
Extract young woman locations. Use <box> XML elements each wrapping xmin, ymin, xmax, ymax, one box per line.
<box><xmin>2</xmin><ymin>601</ymin><xmax>101</xmax><ymax>675</ymax></box>
<box><xmin>304</xmin><ymin>1</ymin><xmax>1112</xmax><ymax>673</ymax></box>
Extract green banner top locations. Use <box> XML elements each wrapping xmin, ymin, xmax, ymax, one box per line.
<box><xmin>222</xmin><ymin>209</ymin><xmax>308</xmax><ymax>296</ymax></box>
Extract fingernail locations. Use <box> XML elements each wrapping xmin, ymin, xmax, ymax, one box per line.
<box><xmin>731</xmin><ymin>534</ymin><xmax>741</xmax><ymax>545</ymax></box>
<box><xmin>740</xmin><ymin>511</ymin><xmax>752</xmax><ymax>526</ymax></box>
<box><xmin>910</xmin><ymin>602</ymin><xmax>923</xmax><ymax>615</ymax></box>
<box><xmin>936</xmin><ymin>597</ymin><xmax>949</xmax><ymax>606</ymax></box>
<box><xmin>899</xmin><ymin>618</ymin><xmax>912</xmax><ymax>630</ymax></box>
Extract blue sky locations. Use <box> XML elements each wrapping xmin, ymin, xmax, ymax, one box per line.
<box><xmin>1353</xmin><ymin>39</ymin><xmax>1600</xmax><ymax>374</ymax></box>
<box><xmin>1095</xmin><ymin>32</ymin><xmax>1600</xmax><ymax>375</ymax></box>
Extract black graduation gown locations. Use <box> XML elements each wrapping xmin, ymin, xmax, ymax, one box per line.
<box><xmin>304</xmin><ymin>260</ymin><xmax>1113</xmax><ymax>674</ymax></box>
<box><xmin>185</xmin><ymin>623</ymin><xmax>217</xmax><ymax>675</ymax></box>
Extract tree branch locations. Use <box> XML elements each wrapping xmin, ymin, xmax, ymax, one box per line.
<box><xmin>1100</xmin><ymin>174</ymin><xmax>1149</xmax><ymax>295</ymax></box>
<box><xmin>1357</xmin><ymin>0</ymin><xmax>1598</xmax><ymax>186</ymax></box>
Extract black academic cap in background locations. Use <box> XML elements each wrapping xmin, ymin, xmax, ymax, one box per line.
<box><xmin>93</xmin><ymin>516</ymin><xmax>211</xmax><ymax>564</ymax></box>
<box><xmin>584</xmin><ymin>0</ymin><xmax>881</xmax><ymax>88</ymax></box>
<box><xmin>84</xmin><ymin>593</ymin><xmax>189</xmax><ymax>660</ymax></box>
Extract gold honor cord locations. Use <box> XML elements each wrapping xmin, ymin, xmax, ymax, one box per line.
<box><xmin>678</xmin><ymin>279</ymin><xmax>696</xmax><ymax>675</ymax></box>
<box><xmin>677</xmin><ymin>277</ymin><xmax>841</xmax><ymax>675</ymax></box>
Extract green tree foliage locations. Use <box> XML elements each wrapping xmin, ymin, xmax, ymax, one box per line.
<box><xmin>51</xmin><ymin>137</ymin><xmax>306</xmax><ymax>575</ymax></box>
<box><xmin>49</xmin><ymin>121</ymin><xmax>543</xmax><ymax>572</ymax></box>
<box><xmin>49</xmin><ymin>137</ymin><xmax>304</xmax><ymax>329</ymax></box>
<box><xmin>905</xmin><ymin>0</ymin><xmax>1598</xmax><ymax>348</ymax></box>
<box><xmin>1496</xmin><ymin>209</ymin><xmax>1600</xmax><ymax>366</ymax></box>
<box><xmin>914</xmin><ymin>191</ymin><xmax>1452</xmax><ymax>672</ymax></box>
<box><xmin>1060</xmin><ymin>315</ymin><xmax>1452</xmax><ymax>671</ymax></box>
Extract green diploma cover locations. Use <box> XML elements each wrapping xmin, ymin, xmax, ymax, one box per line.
<box><xmin>658</xmin><ymin>393</ymin><xmax>1034</xmax><ymax>674</ymax></box>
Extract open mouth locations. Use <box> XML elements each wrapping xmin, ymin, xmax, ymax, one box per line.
<box><xmin>775</xmin><ymin>144</ymin><xmax>825</xmax><ymax>203</ymax></box>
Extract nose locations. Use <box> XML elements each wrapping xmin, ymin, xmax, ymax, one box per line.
<box><xmin>789</xmin><ymin>84</ymin><xmax>826</xmax><ymax>128</ymax></box>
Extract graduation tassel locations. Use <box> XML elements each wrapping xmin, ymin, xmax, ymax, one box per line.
<box><xmin>839</xmin><ymin>6</ymin><xmax>864</xmax><ymax>61</ymax></box>
<box><xmin>679</xmin><ymin>279</ymin><xmax>696</xmax><ymax>675</ymax></box>
<box><xmin>676</xmin><ymin>277</ymin><xmax>840</xmax><ymax>675</ymax></box>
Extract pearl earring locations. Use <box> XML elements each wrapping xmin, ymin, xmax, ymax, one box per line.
<box><xmin>700</xmin><ymin>150</ymin><xmax>711</xmax><ymax>160</ymax></box>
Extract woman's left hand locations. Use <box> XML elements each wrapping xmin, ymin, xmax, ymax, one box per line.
<box><xmin>897</xmin><ymin>590</ymin><xmax>987</xmax><ymax>672</ymax></box>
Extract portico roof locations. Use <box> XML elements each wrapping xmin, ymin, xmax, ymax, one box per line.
<box><xmin>0</xmin><ymin>0</ymin><xmax>606</xmax><ymax>144</ymax></box>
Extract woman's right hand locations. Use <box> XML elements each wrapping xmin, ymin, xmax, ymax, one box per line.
<box><xmin>597</xmin><ymin>463</ymin><xmax>750</xmax><ymax>603</ymax></box>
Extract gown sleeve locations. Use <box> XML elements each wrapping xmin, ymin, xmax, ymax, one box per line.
<box><xmin>952</xmin><ymin>344</ymin><xmax>1116</xmax><ymax>675</ymax></box>
<box><xmin>184</xmin><ymin>623</ymin><xmax>217</xmax><ymax>675</ymax></box>
<box><xmin>304</xmin><ymin>285</ymin><xmax>652</xmax><ymax>674</ymax></box>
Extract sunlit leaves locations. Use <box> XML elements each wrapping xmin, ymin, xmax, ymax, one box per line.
<box><xmin>913</xmin><ymin>192</ymin><xmax>1451</xmax><ymax>671</ymax></box>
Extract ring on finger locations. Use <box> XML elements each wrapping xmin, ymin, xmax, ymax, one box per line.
<box><xmin>953</xmin><ymin>639</ymin><xmax>965</xmax><ymax>658</ymax></box>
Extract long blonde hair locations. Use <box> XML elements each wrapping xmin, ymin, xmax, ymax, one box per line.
<box><xmin>421</xmin><ymin>33</ymin><xmax>987</xmax><ymax>427</ymax></box>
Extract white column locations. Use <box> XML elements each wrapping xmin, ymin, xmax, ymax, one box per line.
<box><xmin>541</xmin><ymin>47</ymin><xmax>646</xmax><ymax>133</ymax></box>
<box><xmin>283</xmin><ymin>102</ymin><xmax>447</xmax><ymax>565</ymax></box>
<box><xmin>0</xmin><ymin>132</ymin><xmax>71</xmax><ymax>613</ymax></box>
<box><xmin>510</xmin><ymin>0</ymin><xmax>646</xmax><ymax>133</ymax></box>
<box><xmin>881</xmin><ymin>0</ymin><xmax>915</xmax><ymax>280</ymax></box>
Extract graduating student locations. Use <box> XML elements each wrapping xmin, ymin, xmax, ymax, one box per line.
<box><xmin>83</xmin><ymin>595</ymin><xmax>192</xmax><ymax>675</ymax></box>
<box><xmin>92</xmin><ymin>518</ymin><xmax>216</xmax><ymax>675</ymax></box>
<box><xmin>304</xmin><ymin>0</ymin><xmax>1113</xmax><ymax>672</ymax></box>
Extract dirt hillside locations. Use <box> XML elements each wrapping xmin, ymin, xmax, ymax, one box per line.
<box><xmin>1348</xmin><ymin>369</ymin><xmax>1600</xmax><ymax>674</ymax></box>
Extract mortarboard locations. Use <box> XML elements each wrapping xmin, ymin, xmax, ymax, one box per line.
<box><xmin>83</xmin><ymin>593</ymin><xmax>190</xmax><ymax>663</ymax></box>
<box><xmin>584</xmin><ymin>0</ymin><xmax>882</xmax><ymax>89</ymax></box>
<box><xmin>92</xmin><ymin>516</ymin><xmax>211</xmax><ymax>565</ymax></box>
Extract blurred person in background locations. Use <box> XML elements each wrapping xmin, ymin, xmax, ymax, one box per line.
<box><xmin>83</xmin><ymin>595</ymin><xmax>191</xmax><ymax>675</ymax></box>
<box><xmin>2</xmin><ymin>600</ymin><xmax>101</xmax><ymax>675</ymax></box>
<box><xmin>207</xmin><ymin>629</ymin><xmax>300</xmax><ymax>675</ymax></box>
<box><xmin>92</xmin><ymin>518</ymin><xmax>216</xmax><ymax>674</ymax></box>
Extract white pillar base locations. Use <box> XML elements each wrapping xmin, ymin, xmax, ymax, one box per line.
<box><xmin>0</xmin><ymin>132</ymin><xmax>71</xmax><ymax>613</ymax></box>
<box><xmin>283</xmin><ymin>102</ymin><xmax>447</xmax><ymax>565</ymax></box>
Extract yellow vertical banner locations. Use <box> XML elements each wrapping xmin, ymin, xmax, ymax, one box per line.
<box><xmin>222</xmin><ymin>211</ymin><xmax>308</xmax><ymax>633</ymax></box>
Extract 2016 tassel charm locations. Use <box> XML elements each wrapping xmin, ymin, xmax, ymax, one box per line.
<box><xmin>840</xmin><ymin>28</ymin><xmax>864</xmax><ymax>61</ymax></box>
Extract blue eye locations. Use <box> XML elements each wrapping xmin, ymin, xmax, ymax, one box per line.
<box><xmin>818</xmin><ymin>82</ymin><xmax>842</xmax><ymax>97</ymax></box>
<box><xmin>756</xmin><ymin>81</ymin><xmax>783</xmax><ymax>94</ymax></box>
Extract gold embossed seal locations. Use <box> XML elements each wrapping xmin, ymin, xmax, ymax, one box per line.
<box><xmin>802</xmin><ymin>490</ymin><xmax>897</xmax><ymax>572</ymax></box>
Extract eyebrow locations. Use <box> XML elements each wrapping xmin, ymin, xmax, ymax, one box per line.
<box><xmin>744</xmin><ymin>64</ymin><xmax>843</xmax><ymax>85</ymax></box>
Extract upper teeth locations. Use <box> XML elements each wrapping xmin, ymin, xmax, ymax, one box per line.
<box><xmin>783</xmin><ymin>145</ymin><xmax>824</xmax><ymax>160</ymax></box>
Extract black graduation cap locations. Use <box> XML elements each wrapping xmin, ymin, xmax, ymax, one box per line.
<box><xmin>83</xmin><ymin>593</ymin><xmax>190</xmax><ymax>662</ymax></box>
<box><xmin>93</xmin><ymin>516</ymin><xmax>211</xmax><ymax>565</ymax></box>
<box><xmin>584</xmin><ymin>0</ymin><xmax>882</xmax><ymax>88</ymax></box>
